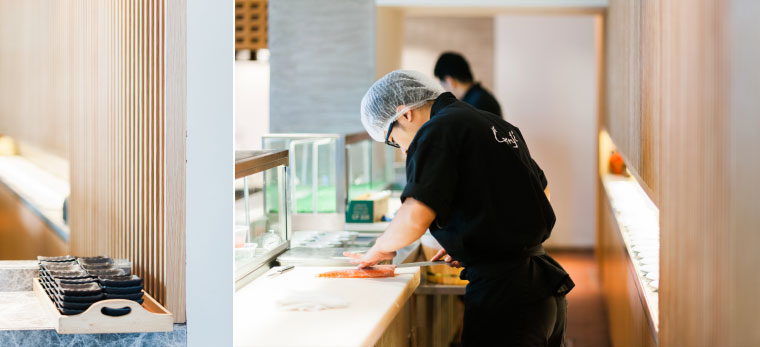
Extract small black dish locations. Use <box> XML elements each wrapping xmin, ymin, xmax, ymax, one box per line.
<box><xmin>38</xmin><ymin>255</ymin><xmax>74</xmax><ymax>262</ymax></box>
<box><xmin>98</xmin><ymin>275</ymin><xmax>143</xmax><ymax>287</ymax></box>
<box><xmin>56</xmin><ymin>292</ymin><xmax>104</xmax><ymax>303</ymax></box>
<box><xmin>39</xmin><ymin>275</ymin><xmax>58</xmax><ymax>290</ymax></box>
<box><xmin>86</xmin><ymin>268</ymin><xmax>125</xmax><ymax>277</ymax></box>
<box><xmin>81</xmin><ymin>263</ymin><xmax>118</xmax><ymax>271</ymax></box>
<box><xmin>45</xmin><ymin>269</ymin><xmax>91</xmax><ymax>280</ymax></box>
<box><xmin>57</xmin><ymin>299</ymin><xmax>94</xmax><ymax>311</ymax></box>
<box><xmin>77</xmin><ymin>256</ymin><xmax>114</xmax><ymax>265</ymax></box>
<box><xmin>57</xmin><ymin>282</ymin><xmax>102</xmax><ymax>296</ymax></box>
<box><xmin>55</xmin><ymin>277</ymin><xmax>98</xmax><ymax>285</ymax></box>
<box><xmin>58</xmin><ymin>306</ymin><xmax>85</xmax><ymax>316</ymax></box>
<box><xmin>41</xmin><ymin>263</ymin><xmax>83</xmax><ymax>272</ymax></box>
<box><xmin>43</xmin><ymin>286</ymin><xmax>57</xmax><ymax>302</ymax></box>
<box><xmin>104</xmin><ymin>292</ymin><xmax>144</xmax><ymax>301</ymax></box>
<box><xmin>102</xmin><ymin>285</ymin><xmax>143</xmax><ymax>294</ymax></box>
<box><xmin>39</xmin><ymin>260</ymin><xmax>77</xmax><ymax>268</ymax></box>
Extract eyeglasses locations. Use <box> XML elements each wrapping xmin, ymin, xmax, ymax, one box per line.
<box><xmin>384</xmin><ymin>119</ymin><xmax>400</xmax><ymax>148</ymax></box>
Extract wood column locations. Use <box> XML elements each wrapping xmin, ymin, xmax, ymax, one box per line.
<box><xmin>0</xmin><ymin>0</ymin><xmax>187</xmax><ymax>323</ymax></box>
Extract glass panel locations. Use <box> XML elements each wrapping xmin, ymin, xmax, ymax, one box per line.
<box><xmin>234</xmin><ymin>165</ymin><xmax>287</xmax><ymax>277</ymax></box>
<box><xmin>314</xmin><ymin>139</ymin><xmax>337</xmax><ymax>213</ymax></box>
<box><xmin>263</xmin><ymin>135</ymin><xmax>339</xmax><ymax>214</ymax></box>
<box><xmin>346</xmin><ymin>140</ymin><xmax>372</xmax><ymax>200</ymax></box>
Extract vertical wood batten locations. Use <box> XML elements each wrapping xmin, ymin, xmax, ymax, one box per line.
<box><xmin>166</xmin><ymin>0</ymin><xmax>187</xmax><ymax>322</ymax></box>
<box><xmin>0</xmin><ymin>0</ymin><xmax>186</xmax><ymax>325</ymax></box>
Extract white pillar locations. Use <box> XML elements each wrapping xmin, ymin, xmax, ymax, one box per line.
<box><xmin>186</xmin><ymin>0</ymin><xmax>234</xmax><ymax>345</ymax></box>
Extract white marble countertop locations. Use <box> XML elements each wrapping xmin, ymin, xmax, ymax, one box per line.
<box><xmin>0</xmin><ymin>261</ymin><xmax>38</xmax><ymax>269</ymax></box>
<box><xmin>0</xmin><ymin>292</ymin><xmax>54</xmax><ymax>331</ymax></box>
<box><xmin>234</xmin><ymin>266</ymin><xmax>421</xmax><ymax>347</ymax></box>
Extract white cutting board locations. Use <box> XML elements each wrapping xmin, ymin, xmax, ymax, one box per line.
<box><xmin>234</xmin><ymin>266</ymin><xmax>420</xmax><ymax>347</ymax></box>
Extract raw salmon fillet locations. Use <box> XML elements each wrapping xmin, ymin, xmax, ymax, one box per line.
<box><xmin>317</xmin><ymin>265</ymin><xmax>396</xmax><ymax>278</ymax></box>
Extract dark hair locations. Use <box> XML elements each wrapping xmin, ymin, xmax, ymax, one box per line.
<box><xmin>434</xmin><ymin>52</ymin><xmax>474</xmax><ymax>83</ymax></box>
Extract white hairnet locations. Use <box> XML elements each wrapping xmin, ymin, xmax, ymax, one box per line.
<box><xmin>360</xmin><ymin>70</ymin><xmax>445</xmax><ymax>142</ymax></box>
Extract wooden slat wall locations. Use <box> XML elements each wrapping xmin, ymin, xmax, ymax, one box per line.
<box><xmin>0</xmin><ymin>1</ymin><xmax>69</xmax><ymax>160</ymax></box>
<box><xmin>658</xmin><ymin>0</ymin><xmax>730</xmax><ymax>345</ymax></box>
<box><xmin>604</xmin><ymin>0</ymin><xmax>760</xmax><ymax>345</ymax></box>
<box><xmin>0</xmin><ymin>1</ymin><xmax>186</xmax><ymax>323</ymax></box>
<box><xmin>604</xmin><ymin>0</ymin><xmax>660</xmax><ymax>202</ymax></box>
<box><xmin>165</xmin><ymin>0</ymin><xmax>187</xmax><ymax>325</ymax></box>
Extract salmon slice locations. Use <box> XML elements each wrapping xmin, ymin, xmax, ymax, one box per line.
<box><xmin>317</xmin><ymin>265</ymin><xmax>396</xmax><ymax>278</ymax></box>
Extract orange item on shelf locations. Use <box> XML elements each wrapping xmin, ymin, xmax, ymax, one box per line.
<box><xmin>609</xmin><ymin>150</ymin><xmax>626</xmax><ymax>175</ymax></box>
<box><xmin>317</xmin><ymin>265</ymin><xmax>396</xmax><ymax>278</ymax></box>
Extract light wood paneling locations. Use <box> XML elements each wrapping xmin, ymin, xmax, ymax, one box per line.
<box><xmin>412</xmin><ymin>294</ymin><xmax>461</xmax><ymax>347</ymax></box>
<box><xmin>375</xmin><ymin>300</ymin><xmax>412</xmax><ymax>347</ymax></box>
<box><xmin>0</xmin><ymin>1</ymin><xmax>186</xmax><ymax>323</ymax></box>
<box><xmin>166</xmin><ymin>0</ymin><xmax>188</xmax><ymax>325</ymax></box>
<box><xmin>604</xmin><ymin>0</ymin><xmax>660</xmax><ymax>202</ymax></box>
<box><xmin>658</xmin><ymin>0</ymin><xmax>731</xmax><ymax>345</ymax></box>
<box><xmin>0</xmin><ymin>1</ymin><xmax>69</xmax><ymax>160</ymax></box>
<box><xmin>639</xmin><ymin>0</ymin><xmax>661</xmax><ymax>201</ymax></box>
<box><xmin>603</xmin><ymin>0</ymin><xmax>760</xmax><ymax>345</ymax></box>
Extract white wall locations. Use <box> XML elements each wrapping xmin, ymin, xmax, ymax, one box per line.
<box><xmin>186</xmin><ymin>0</ymin><xmax>234</xmax><ymax>345</ymax></box>
<box><xmin>401</xmin><ymin>16</ymin><xmax>495</xmax><ymax>90</ymax></box>
<box><xmin>235</xmin><ymin>60</ymin><xmax>269</xmax><ymax>150</ymax></box>
<box><xmin>494</xmin><ymin>15</ymin><xmax>597</xmax><ymax>248</ymax></box>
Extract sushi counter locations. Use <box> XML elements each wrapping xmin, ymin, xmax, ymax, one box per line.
<box><xmin>0</xmin><ymin>260</ymin><xmax>186</xmax><ymax>347</ymax></box>
<box><xmin>234</xmin><ymin>266</ymin><xmax>421</xmax><ymax>347</ymax></box>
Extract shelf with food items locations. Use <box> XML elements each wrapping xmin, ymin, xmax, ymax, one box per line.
<box><xmin>599</xmin><ymin>131</ymin><xmax>660</xmax><ymax>333</ymax></box>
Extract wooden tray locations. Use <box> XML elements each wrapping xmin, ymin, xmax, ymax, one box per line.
<box><xmin>33</xmin><ymin>278</ymin><xmax>173</xmax><ymax>334</ymax></box>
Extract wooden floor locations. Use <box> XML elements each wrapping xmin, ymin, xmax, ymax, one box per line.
<box><xmin>550</xmin><ymin>249</ymin><xmax>612</xmax><ymax>347</ymax></box>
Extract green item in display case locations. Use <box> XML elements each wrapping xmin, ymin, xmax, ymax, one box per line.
<box><xmin>346</xmin><ymin>200</ymin><xmax>375</xmax><ymax>223</ymax></box>
<box><xmin>346</xmin><ymin>191</ymin><xmax>390</xmax><ymax>223</ymax></box>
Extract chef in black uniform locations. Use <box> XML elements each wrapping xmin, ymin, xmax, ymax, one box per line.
<box><xmin>347</xmin><ymin>70</ymin><xmax>574</xmax><ymax>346</ymax></box>
<box><xmin>434</xmin><ymin>52</ymin><xmax>502</xmax><ymax>117</ymax></box>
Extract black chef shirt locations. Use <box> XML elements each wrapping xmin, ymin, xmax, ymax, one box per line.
<box><xmin>461</xmin><ymin>83</ymin><xmax>502</xmax><ymax>117</ymax></box>
<box><xmin>401</xmin><ymin>92</ymin><xmax>573</xmax><ymax>302</ymax></box>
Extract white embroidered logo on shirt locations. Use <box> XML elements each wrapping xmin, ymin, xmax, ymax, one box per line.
<box><xmin>492</xmin><ymin>126</ymin><xmax>519</xmax><ymax>148</ymax></box>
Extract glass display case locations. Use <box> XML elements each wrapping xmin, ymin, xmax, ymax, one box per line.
<box><xmin>234</xmin><ymin>150</ymin><xmax>290</xmax><ymax>285</ymax></box>
<box><xmin>262</xmin><ymin>134</ymin><xmax>344</xmax><ymax>226</ymax></box>
<box><xmin>346</xmin><ymin>134</ymin><xmax>397</xmax><ymax>200</ymax></box>
<box><xmin>263</xmin><ymin>132</ymin><xmax>401</xmax><ymax>231</ymax></box>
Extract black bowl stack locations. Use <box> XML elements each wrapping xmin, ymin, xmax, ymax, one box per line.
<box><xmin>37</xmin><ymin>255</ymin><xmax>144</xmax><ymax>315</ymax></box>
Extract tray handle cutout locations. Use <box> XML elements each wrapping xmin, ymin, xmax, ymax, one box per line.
<box><xmin>101</xmin><ymin>305</ymin><xmax>132</xmax><ymax>317</ymax></box>
<box><xmin>85</xmin><ymin>299</ymin><xmax>143</xmax><ymax>318</ymax></box>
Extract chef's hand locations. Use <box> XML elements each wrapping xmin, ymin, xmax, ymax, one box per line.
<box><xmin>344</xmin><ymin>247</ymin><xmax>396</xmax><ymax>269</ymax></box>
<box><xmin>430</xmin><ymin>249</ymin><xmax>461</xmax><ymax>268</ymax></box>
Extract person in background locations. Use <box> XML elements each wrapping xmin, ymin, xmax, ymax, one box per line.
<box><xmin>348</xmin><ymin>70</ymin><xmax>573</xmax><ymax>346</ymax></box>
<box><xmin>434</xmin><ymin>52</ymin><xmax>502</xmax><ymax>117</ymax></box>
